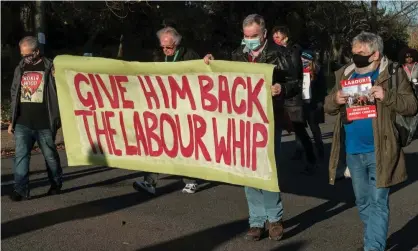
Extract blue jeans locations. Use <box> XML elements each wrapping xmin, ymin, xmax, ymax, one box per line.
<box><xmin>13</xmin><ymin>124</ymin><xmax>63</xmax><ymax>196</ymax></box>
<box><xmin>245</xmin><ymin>127</ymin><xmax>283</xmax><ymax>228</ymax></box>
<box><xmin>347</xmin><ymin>152</ymin><xmax>390</xmax><ymax>251</ymax></box>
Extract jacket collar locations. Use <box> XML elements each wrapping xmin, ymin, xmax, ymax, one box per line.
<box><xmin>343</xmin><ymin>56</ymin><xmax>389</xmax><ymax>77</ymax></box>
<box><xmin>236</xmin><ymin>41</ymin><xmax>278</xmax><ymax>63</ymax></box>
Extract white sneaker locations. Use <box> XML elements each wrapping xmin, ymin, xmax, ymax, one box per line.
<box><xmin>182</xmin><ymin>183</ymin><xmax>198</xmax><ymax>194</ymax></box>
<box><xmin>344</xmin><ymin>167</ymin><xmax>351</xmax><ymax>178</ymax></box>
<box><xmin>133</xmin><ymin>181</ymin><xmax>156</xmax><ymax>195</ymax></box>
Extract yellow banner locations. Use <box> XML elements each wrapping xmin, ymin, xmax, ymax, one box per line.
<box><xmin>53</xmin><ymin>55</ymin><xmax>278</xmax><ymax>192</ymax></box>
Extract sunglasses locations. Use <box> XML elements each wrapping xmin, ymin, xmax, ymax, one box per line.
<box><xmin>405</xmin><ymin>55</ymin><xmax>412</xmax><ymax>58</ymax></box>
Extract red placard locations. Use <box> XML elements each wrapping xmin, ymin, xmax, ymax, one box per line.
<box><xmin>341</xmin><ymin>77</ymin><xmax>377</xmax><ymax>120</ymax></box>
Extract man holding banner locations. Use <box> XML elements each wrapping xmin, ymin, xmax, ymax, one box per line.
<box><xmin>133</xmin><ymin>26</ymin><xmax>202</xmax><ymax>195</ymax></box>
<box><xmin>204</xmin><ymin>14</ymin><xmax>300</xmax><ymax>241</ymax></box>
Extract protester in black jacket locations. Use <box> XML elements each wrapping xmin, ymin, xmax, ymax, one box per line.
<box><xmin>272</xmin><ymin>26</ymin><xmax>318</xmax><ymax>174</ymax></box>
<box><xmin>204</xmin><ymin>14</ymin><xmax>300</xmax><ymax>242</ymax></box>
<box><xmin>271</xmin><ymin>25</ymin><xmax>304</xmax><ymax>123</ymax></box>
<box><xmin>8</xmin><ymin>36</ymin><xmax>63</xmax><ymax>201</ymax></box>
<box><xmin>133</xmin><ymin>26</ymin><xmax>201</xmax><ymax>196</ymax></box>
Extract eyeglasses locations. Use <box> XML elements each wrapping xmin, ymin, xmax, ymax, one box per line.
<box><xmin>161</xmin><ymin>45</ymin><xmax>175</xmax><ymax>50</ymax></box>
<box><xmin>405</xmin><ymin>55</ymin><xmax>412</xmax><ymax>58</ymax></box>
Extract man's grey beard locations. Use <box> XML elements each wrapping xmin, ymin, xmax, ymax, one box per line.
<box><xmin>355</xmin><ymin>61</ymin><xmax>379</xmax><ymax>75</ymax></box>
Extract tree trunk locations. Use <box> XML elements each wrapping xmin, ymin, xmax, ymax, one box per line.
<box><xmin>117</xmin><ymin>34</ymin><xmax>124</xmax><ymax>59</ymax></box>
<box><xmin>330</xmin><ymin>34</ymin><xmax>338</xmax><ymax>61</ymax></box>
<box><xmin>327</xmin><ymin>51</ymin><xmax>331</xmax><ymax>76</ymax></box>
<box><xmin>34</xmin><ymin>0</ymin><xmax>45</xmax><ymax>54</ymax></box>
<box><xmin>318</xmin><ymin>47</ymin><xmax>326</xmax><ymax>65</ymax></box>
<box><xmin>371</xmin><ymin>0</ymin><xmax>378</xmax><ymax>33</ymax></box>
<box><xmin>20</xmin><ymin>3</ymin><xmax>33</xmax><ymax>34</ymax></box>
<box><xmin>83</xmin><ymin>29</ymin><xmax>100</xmax><ymax>56</ymax></box>
<box><xmin>336</xmin><ymin>45</ymin><xmax>343</xmax><ymax>65</ymax></box>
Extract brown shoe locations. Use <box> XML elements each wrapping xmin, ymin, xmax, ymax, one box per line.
<box><xmin>244</xmin><ymin>227</ymin><xmax>264</xmax><ymax>241</ymax></box>
<box><xmin>268</xmin><ymin>221</ymin><xmax>284</xmax><ymax>241</ymax></box>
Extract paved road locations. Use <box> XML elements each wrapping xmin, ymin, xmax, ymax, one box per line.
<box><xmin>1</xmin><ymin>117</ymin><xmax>418</xmax><ymax>251</ymax></box>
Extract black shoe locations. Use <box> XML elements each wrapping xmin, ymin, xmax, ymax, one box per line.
<box><xmin>10</xmin><ymin>190</ymin><xmax>30</xmax><ymax>201</ymax></box>
<box><xmin>47</xmin><ymin>186</ymin><xmax>62</xmax><ymax>196</ymax></box>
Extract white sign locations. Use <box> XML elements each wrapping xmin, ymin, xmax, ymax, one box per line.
<box><xmin>302</xmin><ymin>69</ymin><xmax>311</xmax><ymax>100</ymax></box>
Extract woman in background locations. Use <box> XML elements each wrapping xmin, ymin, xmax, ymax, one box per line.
<box><xmin>298</xmin><ymin>50</ymin><xmax>327</xmax><ymax>166</ymax></box>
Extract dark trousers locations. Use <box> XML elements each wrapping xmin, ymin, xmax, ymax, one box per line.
<box><xmin>293</xmin><ymin>122</ymin><xmax>317</xmax><ymax>165</ymax></box>
<box><xmin>295</xmin><ymin>102</ymin><xmax>325</xmax><ymax>161</ymax></box>
<box><xmin>305</xmin><ymin>103</ymin><xmax>325</xmax><ymax>159</ymax></box>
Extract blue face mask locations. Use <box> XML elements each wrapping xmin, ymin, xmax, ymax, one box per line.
<box><xmin>242</xmin><ymin>38</ymin><xmax>261</xmax><ymax>51</ymax></box>
<box><xmin>303</xmin><ymin>61</ymin><xmax>310</xmax><ymax>68</ymax></box>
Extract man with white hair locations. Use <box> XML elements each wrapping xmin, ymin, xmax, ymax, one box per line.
<box><xmin>325</xmin><ymin>31</ymin><xmax>417</xmax><ymax>251</ymax></box>
<box><xmin>133</xmin><ymin>26</ymin><xmax>201</xmax><ymax>195</ymax></box>
<box><xmin>153</xmin><ymin>26</ymin><xmax>199</xmax><ymax>62</ymax></box>
<box><xmin>8</xmin><ymin>36</ymin><xmax>63</xmax><ymax>201</ymax></box>
<box><xmin>204</xmin><ymin>14</ymin><xmax>300</xmax><ymax>242</ymax></box>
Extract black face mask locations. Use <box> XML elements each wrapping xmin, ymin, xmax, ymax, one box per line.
<box><xmin>22</xmin><ymin>51</ymin><xmax>40</xmax><ymax>65</ymax></box>
<box><xmin>352</xmin><ymin>53</ymin><xmax>374</xmax><ymax>68</ymax></box>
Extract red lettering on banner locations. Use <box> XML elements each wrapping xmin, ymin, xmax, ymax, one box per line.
<box><xmin>74</xmin><ymin>73</ymin><xmax>96</xmax><ymax>110</ymax></box>
<box><xmin>198</xmin><ymin>75</ymin><xmax>267</xmax><ymax>121</ymax></box>
<box><xmin>198</xmin><ymin>75</ymin><xmax>218</xmax><ymax>112</ymax></box>
<box><xmin>212</xmin><ymin>118</ymin><xmax>232</xmax><ymax>165</ymax></box>
<box><xmin>74</xmin><ymin>73</ymin><xmax>135</xmax><ymax>110</ymax></box>
<box><xmin>247</xmin><ymin>77</ymin><xmax>268</xmax><ymax>123</ymax></box>
<box><xmin>192</xmin><ymin>115</ymin><xmax>211</xmax><ymax>161</ymax></box>
<box><xmin>71</xmin><ymin>72</ymin><xmax>270</xmax><ymax>172</ymax></box>
<box><xmin>231</xmin><ymin>77</ymin><xmax>247</xmax><ymax>115</ymax></box>
<box><xmin>245</xmin><ymin>121</ymin><xmax>251</xmax><ymax>168</ymax></box>
<box><xmin>115</xmin><ymin>76</ymin><xmax>134</xmax><ymax>109</ymax></box>
<box><xmin>156</xmin><ymin>76</ymin><xmax>170</xmax><ymax>109</ymax></box>
<box><xmin>175</xmin><ymin>115</ymin><xmax>194</xmax><ymax>158</ymax></box>
<box><xmin>168</xmin><ymin>76</ymin><xmax>196</xmax><ymax>110</ymax></box>
<box><xmin>93</xmin><ymin>111</ymin><xmax>111</xmax><ymax>154</ymax></box>
<box><xmin>133</xmin><ymin>112</ymin><xmax>149</xmax><ymax>156</ymax></box>
<box><xmin>74</xmin><ymin>110</ymin><xmax>96</xmax><ymax>152</ymax></box>
<box><xmin>143</xmin><ymin>111</ymin><xmax>163</xmax><ymax>157</ymax></box>
<box><xmin>232</xmin><ymin>119</ymin><xmax>246</xmax><ymax>167</ymax></box>
<box><xmin>87</xmin><ymin>74</ymin><xmax>104</xmax><ymax>109</ymax></box>
<box><xmin>96</xmin><ymin>75</ymin><xmax>119</xmax><ymax>109</ymax></box>
<box><xmin>119</xmin><ymin>111</ymin><xmax>138</xmax><ymax>155</ymax></box>
<box><xmin>160</xmin><ymin>113</ymin><xmax>179</xmax><ymax>158</ymax></box>
<box><xmin>104</xmin><ymin>111</ymin><xmax>122</xmax><ymax>156</ymax></box>
<box><xmin>138</xmin><ymin>76</ymin><xmax>160</xmax><ymax>109</ymax></box>
<box><xmin>218</xmin><ymin>75</ymin><xmax>232</xmax><ymax>113</ymax></box>
<box><xmin>251</xmin><ymin>123</ymin><xmax>268</xmax><ymax>171</ymax></box>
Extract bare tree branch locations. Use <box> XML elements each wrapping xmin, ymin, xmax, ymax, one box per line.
<box><xmin>105</xmin><ymin>1</ymin><xmax>128</xmax><ymax>19</ymax></box>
